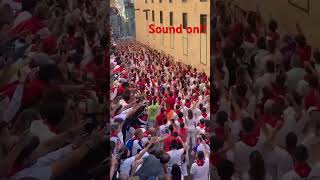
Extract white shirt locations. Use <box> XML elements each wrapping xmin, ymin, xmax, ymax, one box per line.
<box><xmin>159</xmin><ymin>124</ymin><xmax>169</xmax><ymax>136</ymax></box>
<box><xmin>255</xmin><ymin>72</ymin><xmax>276</xmax><ymax>91</ymax></box>
<box><xmin>264</xmin><ymin>146</ymin><xmax>293</xmax><ymax>179</ymax></box>
<box><xmin>186</xmin><ymin>117</ymin><xmax>197</xmax><ymax>132</ymax></box>
<box><xmin>167</xmin><ymin>149</ymin><xmax>185</xmax><ymax>175</ymax></box>
<box><xmin>110</xmin><ymin>132</ymin><xmax>124</xmax><ymax>145</ymax></box>
<box><xmin>111</xmin><ymin>107</ymin><xmax>133</xmax><ymax>124</ymax></box>
<box><xmin>12</xmin><ymin>146</ymin><xmax>73</xmax><ymax>180</ymax></box>
<box><xmin>194</xmin><ymin>108</ymin><xmax>202</xmax><ymax>118</ymax></box>
<box><xmin>232</xmin><ymin>137</ymin><xmax>266</xmax><ymax>173</ymax></box>
<box><xmin>190</xmin><ymin>158</ymin><xmax>210</xmax><ymax>180</ymax></box>
<box><xmin>196</xmin><ymin>125</ymin><xmax>206</xmax><ymax>134</ymax></box>
<box><xmin>254</xmin><ymin>49</ymin><xmax>271</xmax><ymax>78</ymax></box>
<box><xmin>131</xmin><ymin>139</ymin><xmax>144</xmax><ymax>156</ymax></box>
<box><xmin>119</xmin><ymin>99</ymin><xmax>129</xmax><ymax>107</ymax></box>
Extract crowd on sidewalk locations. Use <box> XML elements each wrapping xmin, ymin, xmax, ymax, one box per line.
<box><xmin>0</xmin><ymin>0</ymin><xmax>110</xmax><ymax>180</ymax></box>
<box><xmin>210</xmin><ymin>1</ymin><xmax>320</xmax><ymax>180</ymax></box>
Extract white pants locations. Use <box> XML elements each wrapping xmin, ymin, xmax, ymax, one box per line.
<box><xmin>187</xmin><ymin>130</ymin><xmax>196</xmax><ymax>148</ymax></box>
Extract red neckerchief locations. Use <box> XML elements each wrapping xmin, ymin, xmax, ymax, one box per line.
<box><xmin>304</xmin><ymin>89</ymin><xmax>319</xmax><ymax>110</ymax></box>
<box><xmin>263</xmin><ymin>113</ymin><xmax>284</xmax><ymax>128</ymax></box>
<box><xmin>297</xmin><ymin>45</ymin><xmax>311</xmax><ymax>62</ymax></box>
<box><xmin>192</xmin><ymin>96</ymin><xmax>198</xmax><ymax>102</ymax></box>
<box><xmin>110</xmin><ymin>131</ymin><xmax>118</xmax><ymax>137</ymax></box>
<box><xmin>196</xmin><ymin>159</ymin><xmax>205</xmax><ymax>166</ymax></box>
<box><xmin>230</xmin><ymin>110</ymin><xmax>236</xmax><ymax>122</ymax></box>
<box><xmin>43</xmin><ymin>121</ymin><xmax>60</xmax><ymax>134</ymax></box>
<box><xmin>185</xmin><ymin>102</ymin><xmax>191</xmax><ymax>108</ymax></box>
<box><xmin>10</xmin><ymin>16</ymin><xmax>44</xmax><ymax>35</ymax></box>
<box><xmin>202</xmin><ymin>113</ymin><xmax>208</xmax><ymax>118</ymax></box>
<box><xmin>294</xmin><ymin>162</ymin><xmax>311</xmax><ymax>178</ymax></box>
<box><xmin>205</xmin><ymin>90</ymin><xmax>210</xmax><ymax>96</ymax></box>
<box><xmin>143</xmin><ymin>131</ymin><xmax>150</xmax><ymax>137</ymax></box>
<box><xmin>178</xmin><ymin>118</ymin><xmax>184</xmax><ymax>124</ymax></box>
<box><xmin>112</xmin><ymin>66</ymin><xmax>124</xmax><ymax>74</ymax></box>
<box><xmin>198</xmin><ymin>123</ymin><xmax>205</xmax><ymax>129</ymax></box>
<box><xmin>240</xmin><ymin>132</ymin><xmax>258</xmax><ymax>147</ymax></box>
<box><xmin>175</xmin><ymin>110</ymin><xmax>181</xmax><ymax>115</ymax></box>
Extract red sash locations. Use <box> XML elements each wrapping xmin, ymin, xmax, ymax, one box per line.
<box><xmin>294</xmin><ymin>163</ymin><xmax>311</xmax><ymax>178</ymax></box>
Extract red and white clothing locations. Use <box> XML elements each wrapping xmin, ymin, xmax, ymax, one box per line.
<box><xmin>131</xmin><ymin>137</ymin><xmax>144</xmax><ymax>156</ymax></box>
<box><xmin>281</xmin><ymin>163</ymin><xmax>320</xmax><ymax>180</ymax></box>
<box><xmin>190</xmin><ymin>158</ymin><xmax>210</xmax><ymax>180</ymax></box>
<box><xmin>110</xmin><ymin>131</ymin><xmax>123</xmax><ymax>145</ymax></box>
<box><xmin>167</xmin><ymin>148</ymin><xmax>187</xmax><ymax>176</ymax></box>
<box><xmin>231</xmin><ymin>133</ymin><xmax>266</xmax><ymax>174</ymax></box>
<box><xmin>197</xmin><ymin>113</ymin><xmax>210</xmax><ymax>121</ymax></box>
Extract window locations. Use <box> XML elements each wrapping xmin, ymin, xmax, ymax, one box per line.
<box><xmin>145</xmin><ymin>11</ymin><xmax>148</xmax><ymax>20</ymax></box>
<box><xmin>182</xmin><ymin>13</ymin><xmax>187</xmax><ymax>29</ymax></box>
<box><xmin>160</xmin><ymin>11</ymin><xmax>163</xmax><ymax>24</ymax></box>
<box><xmin>152</xmin><ymin>11</ymin><xmax>155</xmax><ymax>21</ymax></box>
<box><xmin>169</xmin><ymin>12</ymin><xmax>173</xmax><ymax>26</ymax></box>
<box><xmin>200</xmin><ymin>14</ymin><xmax>207</xmax><ymax>33</ymax></box>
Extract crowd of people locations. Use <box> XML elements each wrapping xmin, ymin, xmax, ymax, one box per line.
<box><xmin>0</xmin><ymin>0</ymin><xmax>111</xmax><ymax>180</ymax></box>
<box><xmin>211</xmin><ymin>0</ymin><xmax>320</xmax><ymax>180</ymax></box>
<box><xmin>2</xmin><ymin>0</ymin><xmax>320</xmax><ymax>179</ymax></box>
<box><xmin>109</xmin><ymin>41</ymin><xmax>211</xmax><ymax>180</ymax></box>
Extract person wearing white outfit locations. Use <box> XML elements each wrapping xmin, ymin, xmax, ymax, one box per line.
<box><xmin>281</xmin><ymin>145</ymin><xmax>320</xmax><ymax>180</ymax></box>
<box><xmin>190</xmin><ymin>138</ymin><xmax>210</xmax><ymax>180</ymax></box>
<box><xmin>167</xmin><ymin>137</ymin><xmax>188</xmax><ymax>177</ymax></box>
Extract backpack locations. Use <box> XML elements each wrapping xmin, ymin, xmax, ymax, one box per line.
<box><xmin>125</xmin><ymin>138</ymin><xmax>143</xmax><ymax>156</ymax></box>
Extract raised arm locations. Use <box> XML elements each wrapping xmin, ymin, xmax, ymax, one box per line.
<box><xmin>134</xmin><ymin>137</ymin><xmax>156</xmax><ymax>161</ymax></box>
<box><xmin>50</xmin><ymin>128</ymin><xmax>107</xmax><ymax>178</ymax></box>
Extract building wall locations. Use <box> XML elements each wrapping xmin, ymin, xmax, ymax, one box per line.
<box><xmin>134</xmin><ymin>0</ymin><xmax>210</xmax><ymax>74</ymax></box>
<box><xmin>232</xmin><ymin>0</ymin><xmax>320</xmax><ymax>48</ymax></box>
